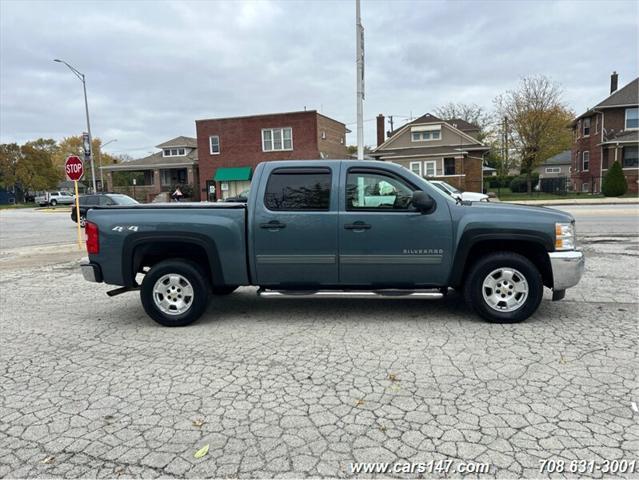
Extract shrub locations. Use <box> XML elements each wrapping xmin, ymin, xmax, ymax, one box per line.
<box><xmin>601</xmin><ymin>161</ymin><xmax>628</xmax><ymax>197</ymax></box>
<box><xmin>509</xmin><ymin>173</ymin><xmax>540</xmax><ymax>193</ymax></box>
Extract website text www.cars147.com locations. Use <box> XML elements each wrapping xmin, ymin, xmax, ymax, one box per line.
<box><xmin>349</xmin><ymin>459</ymin><xmax>492</xmax><ymax>475</ymax></box>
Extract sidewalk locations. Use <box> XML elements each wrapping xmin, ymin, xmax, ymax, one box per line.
<box><xmin>500</xmin><ymin>197</ymin><xmax>639</xmax><ymax>206</ymax></box>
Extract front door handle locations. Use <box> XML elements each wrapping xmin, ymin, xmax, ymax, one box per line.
<box><xmin>344</xmin><ymin>222</ymin><xmax>372</xmax><ymax>230</ymax></box>
<box><xmin>260</xmin><ymin>220</ymin><xmax>286</xmax><ymax>230</ymax></box>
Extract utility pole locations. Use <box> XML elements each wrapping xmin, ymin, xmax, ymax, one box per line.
<box><xmin>54</xmin><ymin>59</ymin><xmax>97</xmax><ymax>193</ymax></box>
<box><xmin>355</xmin><ymin>0</ymin><xmax>364</xmax><ymax>160</ymax></box>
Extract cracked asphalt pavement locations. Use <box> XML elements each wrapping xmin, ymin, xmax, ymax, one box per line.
<box><xmin>0</xmin><ymin>208</ymin><xmax>638</xmax><ymax>478</ymax></box>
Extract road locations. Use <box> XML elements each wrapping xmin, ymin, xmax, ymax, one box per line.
<box><xmin>548</xmin><ymin>204</ymin><xmax>639</xmax><ymax>236</ymax></box>
<box><xmin>0</xmin><ymin>204</ymin><xmax>638</xmax><ymax>478</ymax></box>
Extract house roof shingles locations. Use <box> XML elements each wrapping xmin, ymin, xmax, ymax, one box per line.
<box><xmin>542</xmin><ymin>150</ymin><xmax>571</xmax><ymax>166</ymax></box>
<box><xmin>596</xmin><ymin>77</ymin><xmax>639</xmax><ymax>108</ymax></box>
<box><xmin>102</xmin><ymin>149</ymin><xmax>197</xmax><ymax>171</ymax></box>
<box><xmin>156</xmin><ymin>136</ymin><xmax>198</xmax><ymax>148</ymax></box>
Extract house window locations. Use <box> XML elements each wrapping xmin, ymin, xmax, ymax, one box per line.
<box><xmin>582</xmin><ymin>182</ymin><xmax>590</xmax><ymax>193</ymax></box>
<box><xmin>444</xmin><ymin>158</ymin><xmax>456</xmax><ymax>175</ymax></box>
<box><xmin>583</xmin><ymin>117</ymin><xmax>590</xmax><ymax>136</ymax></box>
<box><xmin>163</xmin><ymin>148</ymin><xmax>186</xmax><ymax>157</ymax></box>
<box><xmin>411</xmin><ymin>128</ymin><xmax>441</xmax><ymax>142</ymax></box>
<box><xmin>545</xmin><ymin>167</ymin><xmax>561</xmax><ymax>174</ymax></box>
<box><xmin>623</xmin><ymin>146</ymin><xmax>638</xmax><ymax>168</ymax></box>
<box><xmin>209</xmin><ymin>136</ymin><xmax>220</xmax><ymax>154</ymax></box>
<box><xmin>577</xmin><ymin>120</ymin><xmax>581</xmax><ymax>138</ymax></box>
<box><xmin>262</xmin><ymin>128</ymin><xmax>293</xmax><ymax>152</ymax></box>
<box><xmin>595</xmin><ymin>114</ymin><xmax>599</xmax><ymax>133</ymax></box>
<box><xmin>409</xmin><ymin>162</ymin><xmax>422</xmax><ymax>176</ymax></box>
<box><xmin>625</xmin><ymin>107</ymin><xmax>638</xmax><ymax>130</ymax></box>
<box><xmin>582</xmin><ymin>151</ymin><xmax>590</xmax><ymax>172</ymax></box>
<box><xmin>424</xmin><ymin>160</ymin><xmax>436</xmax><ymax>177</ymax></box>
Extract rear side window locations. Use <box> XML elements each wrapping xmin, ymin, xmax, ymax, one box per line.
<box><xmin>264</xmin><ymin>168</ymin><xmax>331</xmax><ymax>211</ymax></box>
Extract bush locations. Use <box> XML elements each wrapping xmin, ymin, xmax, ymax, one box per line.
<box><xmin>601</xmin><ymin>161</ymin><xmax>628</xmax><ymax>197</ymax></box>
<box><xmin>484</xmin><ymin>176</ymin><xmax>515</xmax><ymax>189</ymax></box>
<box><xmin>509</xmin><ymin>173</ymin><xmax>540</xmax><ymax>193</ymax></box>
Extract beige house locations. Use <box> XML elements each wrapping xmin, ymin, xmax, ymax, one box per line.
<box><xmin>371</xmin><ymin>114</ymin><xmax>490</xmax><ymax>193</ymax></box>
<box><xmin>102</xmin><ymin>136</ymin><xmax>199</xmax><ymax>202</ymax></box>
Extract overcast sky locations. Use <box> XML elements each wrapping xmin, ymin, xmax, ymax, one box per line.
<box><xmin>1</xmin><ymin>0</ymin><xmax>637</xmax><ymax>158</ymax></box>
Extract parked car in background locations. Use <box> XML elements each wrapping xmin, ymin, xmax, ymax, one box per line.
<box><xmin>35</xmin><ymin>191</ymin><xmax>75</xmax><ymax>206</ymax></box>
<box><xmin>429</xmin><ymin>180</ymin><xmax>489</xmax><ymax>202</ymax></box>
<box><xmin>224</xmin><ymin>188</ymin><xmax>250</xmax><ymax>203</ymax></box>
<box><xmin>71</xmin><ymin>193</ymin><xmax>138</xmax><ymax>226</ymax></box>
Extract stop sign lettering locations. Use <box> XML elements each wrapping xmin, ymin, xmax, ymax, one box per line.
<box><xmin>65</xmin><ymin>156</ymin><xmax>84</xmax><ymax>181</ymax></box>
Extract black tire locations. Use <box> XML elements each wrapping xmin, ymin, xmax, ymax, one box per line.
<box><xmin>140</xmin><ymin>259</ymin><xmax>210</xmax><ymax>327</ymax></box>
<box><xmin>211</xmin><ymin>286</ymin><xmax>237</xmax><ymax>295</ymax></box>
<box><xmin>50</xmin><ymin>199</ymin><xmax>57</xmax><ymax>206</ymax></box>
<box><xmin>464</xmin><ymin>252</ymin><xmax>543</xmax><ymax>323</ymax></box>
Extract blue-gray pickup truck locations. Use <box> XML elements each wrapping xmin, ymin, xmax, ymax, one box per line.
<box><xmin>81</xmin><ymin>160</ymin><xmax>584</xmax><ymax>327</ymax></box>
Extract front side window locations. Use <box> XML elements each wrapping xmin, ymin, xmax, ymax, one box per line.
<box><xmin>262</xmin><ymin>128</ymin><xmax>293</xmax><ymax>152</ymax></box>
<box><xmin>264</xmin><ymin>168</ymin><xmax>330</xmax><ymax>211</ymax></box>
<box><xmin>625</xmin><ymin>108</ymin><xmax>639</xmax><ymax>130</ymax></box>
<box><xmin>623</xmin><ymin>146</ymin><xmax>638</xmax><ymax>168</ymax></box>
<box><xmin>209</xmin><ymin>136</ymin><xmax>220</xmax><ymax>154</ymax></box>
<box><xmin>583</xmin><ymin>117</ymin><xmax>590</xmax><ymax>136</ymax></box>
<box><xmin>346</xmin><ymin>171</ymin><xmax>413</xmax><ymax>210</ymax></box>
<box><xmin>582</xmin><ymin>151</ymin><xmax>590</xmax><ymax>171</ymax></box>
<box><xmin>444</xmin><ymin>158</ymin><xmax>456</xmax><ymax>175</ymax></box>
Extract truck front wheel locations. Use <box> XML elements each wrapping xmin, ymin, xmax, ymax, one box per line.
<box><xmin>464</xmin><ymin>252</ymin><xmax>543</xmax><ymax>323</ymax></box>
<box><xmin>141</xmin><ymin>259</ymin><xmax>210</xmax><ymax>327</ymax></box>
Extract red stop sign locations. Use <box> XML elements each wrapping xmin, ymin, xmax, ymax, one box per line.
<box><xmin>65</xmin><ymin>155</ymin><xmax>84</xmax><ymax>181</ymax></box>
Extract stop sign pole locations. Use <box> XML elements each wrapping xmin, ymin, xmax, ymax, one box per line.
<box><xmin>65</xmin><ymin>155</ymin><xmax>84</xmax><ymax>249</ymax></box>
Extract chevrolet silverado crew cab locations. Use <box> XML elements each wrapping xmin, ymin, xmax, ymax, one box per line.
<box><xmin>81</xmin><ymin>160</ymin><xmax>584</xmax><ymax>327</ymax></box>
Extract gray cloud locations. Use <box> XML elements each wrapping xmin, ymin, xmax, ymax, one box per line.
<box><xmin>1</xmin><ymin>0</ymin><xmax>637</xmax><ymax>157</ymax></box>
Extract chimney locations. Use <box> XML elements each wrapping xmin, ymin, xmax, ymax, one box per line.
<box><xmin>376</xmin><ymin>114</ymin><xmax>385</xmax><ymax>146</ymax></box>
<box><xmin>610</xmin><ymin>71</ymin><xmax>618</xmax><ymax>94</ymax></box>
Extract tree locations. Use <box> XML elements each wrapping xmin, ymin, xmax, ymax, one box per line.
<box><xmin>494</xmin><ymin>75</ymin><xmax>573</xmax><ymax>193</ymax></box>
<box><xmin>15</xmin><ymin>144</ymin><xmax>59</xmax><ymax>192</ymax></box>
<box><xmin>601</xmin><ymin>161</ymin><xmax>628</xmax><ymax>197</ymax></box>
<box><xmin>0</xmin><ymin>143</ymin><xmax>21</xmax><ymax>189</ymax></box>
<box><xmin>434</xmin><ymin>102</ymin><xmax>494</xmax><ymax>142</ymax></box>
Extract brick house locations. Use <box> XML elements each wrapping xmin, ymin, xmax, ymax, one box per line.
<box><xmin>370</xmin><ymin>113</ymin><xmax>489</xmax><ymax>193</ymax></box>
<box><xmin>571</xmin><ymin>73</ymin><xmax>639</xmax><ymax>194</ymax></box>
<box><xmin>102</xmin><ymin>136</ymin><xmax>199</xmax><ymax>202</ymax></box>
<box><xmin>195</xmin><ymin>110</ymin><xmax>349</xmax><ymax>201</ymax></box>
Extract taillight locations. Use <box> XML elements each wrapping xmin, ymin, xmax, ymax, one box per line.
<box><xmin>85</xmin><ymin>221</ymin><xmax>99</xmax><ymax>254</ymax></box>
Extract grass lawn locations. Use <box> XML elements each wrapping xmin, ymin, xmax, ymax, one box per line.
<box><xmin>0</xmin><ymin>203</ymin><xmax>38</xmax><ymax>210</ymax></box>
<box><xmin>493</xmin><ymin>188</ymin><xmax>607</xmax><ymax>201</ymax></box>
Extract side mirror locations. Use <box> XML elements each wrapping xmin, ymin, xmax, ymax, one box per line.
<box><xmin>412</xmin><ymin>191</ymin><xmax>435</xmax><ymax>214</ymax></box>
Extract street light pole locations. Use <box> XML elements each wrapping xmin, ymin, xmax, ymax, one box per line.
<box><xmin>97</xmin><ymin>139</ymin><xmax>117</xmax><ymax>191</ymax></box>
<box><xmin>54</xmin><ymin>59</ymin><xmax>97</xmax><ymax>192</ymax></box>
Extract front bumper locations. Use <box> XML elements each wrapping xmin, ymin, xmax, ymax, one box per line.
<box><xmin>80</xmin><ymin>262</ymin><xmax>103</xmax><ymax>283</ymax></box>
<box><xmin>549</xmin><ymin>250</ymin><xmax>585</xmax><ymax>290</ymax></box>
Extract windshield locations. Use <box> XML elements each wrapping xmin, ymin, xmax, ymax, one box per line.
<box><xmin>111</xmin><ymin>195</ymin><xmax>138</xmax><ymax>205</ymax></box>
<box><xmin>439</xmin><ymin>182</ymin><xmax>461</xmax><ymax>194</ymax></box>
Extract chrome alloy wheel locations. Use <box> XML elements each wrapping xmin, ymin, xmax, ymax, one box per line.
<box><xmin>481</xmin><ymin>267</ymin><xmax>529</xmax><ymax>312</ymax></box>
<box><xmin>152</xmin><ymin>274</ymin><xmax>194</xmax><ymax>315</ymax></box>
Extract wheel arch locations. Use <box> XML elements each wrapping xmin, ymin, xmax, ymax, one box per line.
<box><xmin>122</xmin><ymin>233</ymin><xmax>224</xmax><ymax>288</ymax></box>
<box><xmin>450</xmin><ymin>233</ymin><xmax>553</xmax><ymax>289</ymax></box>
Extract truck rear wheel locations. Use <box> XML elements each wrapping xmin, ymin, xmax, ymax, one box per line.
<box><xmin>140</xmin><ymin>259</ymin><xmax>210</xmax><ymax>327</ymax></box>
<box><xmin>464</xmin><ymin>252</ymin><xmax>543</xmax><ymax>323</ymax></box>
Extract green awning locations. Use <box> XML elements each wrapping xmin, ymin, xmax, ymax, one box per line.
<box><xmin>214</xmin><ymin>167</ymin><xmax>252</xmax><ymax>182</ymax></box>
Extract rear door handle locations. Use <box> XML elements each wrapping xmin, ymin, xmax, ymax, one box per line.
<box><xmin>344</xmin><ymin>222</ymin><xmax>372</xmax><ymax>230</ymax></box>
<box><xmin>260</xmin><ymin>220</ymin><xmax>286</xmax><ymax>230</ymax></box>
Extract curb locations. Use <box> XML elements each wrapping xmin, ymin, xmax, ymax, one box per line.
<box><xmin>35</xmin><ymin>207</ymin><xmax>71</xmax><ymax>213</ymax></box>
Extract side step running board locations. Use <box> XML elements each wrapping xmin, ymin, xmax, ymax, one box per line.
<box><xmin>257</xmin><ymin>288</ymin><xmax>445</xmax><ymax>299</ymax></box>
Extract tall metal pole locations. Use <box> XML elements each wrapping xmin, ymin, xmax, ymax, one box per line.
<box><xmin>356</xmin><ymin>0</ymin><xmax>364</xmax><ymax>160</ymax></box>
<box><xmin>97</xmin><ymin>139</ymin><xmax>117</xmax><ymax>191</ymax></box>
<box><xmin>54</xmin><ymin>59</ymin><xmax>97</xmax><ymax>192</ymax></box>
<box><xmin>81</xmin><ymin>76</ymin><xmax>97</xmax><ymax>193</ymax></box>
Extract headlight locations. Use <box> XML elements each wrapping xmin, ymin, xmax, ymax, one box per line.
<box><xmin>555</xmin><ymin>222</ymin><xmax>576</xmax><ymax>250</ymax></box>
